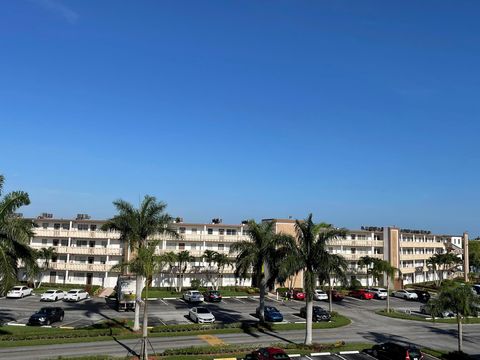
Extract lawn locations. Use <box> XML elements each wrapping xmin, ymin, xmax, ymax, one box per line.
<box><xmin>143</xmin><ymin>286</ymin><xmax>257</xmax><ymax>298</ymax></box>
<box><xmin>375</xmin><ymin>309</ymin><xmax>480</xmax><ymax>324</ymax></box>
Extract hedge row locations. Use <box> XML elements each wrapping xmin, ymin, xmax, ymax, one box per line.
<box><xmin>151</xmin><ymin>322</ymin><xmax>243</xmax><ymax>333</ymax></box>
<box><xmin>0</xmin><ymin>328</ymin><xmax>121</xmax><ymax>341</ymax></box>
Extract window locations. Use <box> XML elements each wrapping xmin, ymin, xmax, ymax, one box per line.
<box><xmin>351</xmin><ymin>248</ymin><xmax>356</xmax><ymax>254</ymax></box>
<box><xmin>191</xmin><ymin>228</ymin><xmax>197</xmax><ymax>234</ymax></box>
<box><xmin>62</xmin><ymin>223</ymin><xmax>69</xmax><ymax>230</ymax></box>
<box><xmin>42</xmin><ymin>223</ymin><xmax>49</xmax><ymax>229</ymax></box>
<box><xmin>351</xmin><ymin>234</ymin><xmax>356</xmax><ymax>240</ymax></box>
<box><xmin>218</xmin><ymin>244</ymin><xmax>225</xmax><ymax>251</ymax></box>
<box><xmin>226</xmin><ymin>229</ymin><xmax>236</xmax><ymax>235</ymax></box>
<box><xmin>77</xmin><ymin>240</ymin><xmax>88</xmax><ymax>247</ymax></box>
<box><xmin>90</xmin><ymin>224</ymin><xmax>97</xmax><ymax>231</ymax></box>
<box><xmin>60</xmin><ymin>239</ymin><xmax>68</xmax><ymax>246</ymax></box>
<box><xmin>54</xmin><ymin>223</ymin><xmax>61</xmax><ymax>230</ymax></box>
<box><xmin>42</xmin><ymin>239</ymin><xmax>48</xmax><ymax>245</ymax></box>
<box><xmin>102</xmin><ymin>241</ymin><xmax>107</xmax><ymax>248</ymax></box>
<box><xmin>207</xmin><ymin>228</ymin><xmax>213</xmax><ymax>235</ymax></box>
<box><xmin>179</xmin><ymin>227</ymin><xmax>186</xmax><ymax>234</ymax></box>
<box><xmin>78</xmin><ymin>224</ymin><xmax>89</xmax><ymax>231</ymax></box>
<box><xmin>179</xmin><ymin>243</ymin><xmax>185</xmax><ymax>250</ymax></box>
<box><xmin>219</xmin><ymin>229</ymin><xmax>225</xmax><ymax>235</ymax></box>
<box><xmin>191</xmin><ymin>243</ymin><xmax>197</xmax><ymax>250</ymax></box>
<box><xmin>100</xmin><ymin>257</ymin><xmax>106</xmax><ymax>264</ymax></box>
<box><xmin>53</xmin><ymin>239</ymin><xmax>59</xmax><ymax>246</ymax></box>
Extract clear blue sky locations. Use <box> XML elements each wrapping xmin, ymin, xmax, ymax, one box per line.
<box><xmin>1</xmin><ymin>1</ymin><xmax>479</xmax><ymax>235</ymax></box>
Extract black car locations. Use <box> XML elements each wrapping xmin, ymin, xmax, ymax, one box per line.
<box><xmin>28</xmin><ymin>307</ymin><xmax>64</xmax><ymax>326</ymax></box>
<box><xmin>203</xmin><ymin>290</ymin><xmax>222</xmax><ymax>302</ymax></box>
<box><xmin>412</xmin><ymin>289</ymin><xmax>430</xmax><ymax>303</ymax></box>
<box><xmin>299</xmin><ymin>306</ymin><xmax>331</xmax><ymax>322</ymax></box>
<box><xmin>372</xmin><ymin>342</ymin><xmax>423</xmax><ymax>360</ymax></box>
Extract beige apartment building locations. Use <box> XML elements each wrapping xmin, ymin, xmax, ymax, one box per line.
<box><xmin>20</xmin><ymin>214</ymin><xmax>468</xmax><ymax>290</ymax></box>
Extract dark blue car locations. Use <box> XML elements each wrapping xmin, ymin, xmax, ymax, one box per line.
<box><xmin>257</xmin><ymin>306</ymin><xmax>283</xmax><ymax>322</ymax></box>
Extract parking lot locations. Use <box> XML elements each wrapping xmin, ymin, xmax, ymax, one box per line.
<box><xmin>0</xmin><ymin>291</ymin><xmax>430</xmax><ymax>329</ymax></box>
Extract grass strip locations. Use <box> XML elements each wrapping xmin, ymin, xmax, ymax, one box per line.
<box><xmin>375</xmin><ymin>309</ymin><xmax>480</xmax><ymax>324</ymax></box>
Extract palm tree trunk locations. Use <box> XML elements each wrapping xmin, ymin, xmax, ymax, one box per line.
<box><xmin>133</xmin><ymin>274</ymin><xmax>143</xmax><ymax>331</ymax></box>
<box><xmin>386</xmin><ymin>273</ymin><xmax>391</xmax><ymax>314</ymax></box>
<box><xmin>305</xmin><ymin>299</ymin><xmax>313</xmax><ymax>345</ymax></box>
<box><xmin>457</xmin><ymin>315</ymin><xmax>463</xmax><ymax>352</ymax></box>
<box><xmin>328</xmin><ymin>277</ymin><xmax>333</xmax><ymax>313</ymax></box>
<box><xmin>258</xmin><ymin>266</ymin><xmax>267</xmax><ymax>322</ymax></box>
<box><xmin>141</xmin><ymin>282</ymin><xmax>149</xmax><ymax>360</ymax></box>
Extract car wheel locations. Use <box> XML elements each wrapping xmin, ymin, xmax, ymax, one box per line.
<box><xmin>60</xmin><ymin>315</ymin><xmax>64</xmax><ymax>321</ymax></box>
<box><xmin>55</xmin><ymin>297</ymin><xmax>58</xmax><ymax>301</ymax></box>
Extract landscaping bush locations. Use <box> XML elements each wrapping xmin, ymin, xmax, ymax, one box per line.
<box><xmin>190</xmin><ymin>279</ymin><xmax>201</xmax><ymax>290</ymax></box>
<box><xmin>443</xmin><ymin>351</ymin><xmax>473</xmax><ymax>360</ymax></box>
<box><xmin>349</xmin><ymin>279</ymin><xmax>362</xmax><ymax>290</ymax></box>
<box><xmin>0</xmin><ymin>328</ymin><xmax>121</xmax><ymax>341</ymax></box>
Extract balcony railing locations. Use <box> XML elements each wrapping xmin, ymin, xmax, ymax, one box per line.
<box><xmin>327</xmin><ymin>239</ymin><xmax>384</xmax><ymax>247</ymax></box>
<box><xmin>30</xmin><ymin>244</ymin><xmax>123</xmax><ymax>256</ymax></box>
<box><xmin>34</xmin><ymin>228</ymin><xmax>121</xmax><ymax>239</ymax></box>
<box><xmin>340</xmin><ymin>253</ymin><xmax>384</xmax><ymax>261</ymax></box>
<box><xmin>50</xmin><ymin>262</ymin><xmax>111</xmax><ymax>272</ymax></box>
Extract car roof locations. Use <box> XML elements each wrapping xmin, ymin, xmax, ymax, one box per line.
<box><xmin>264</xmin><ymin>347</ymin><xmax>286</xmax><ymax>354</ymax></box>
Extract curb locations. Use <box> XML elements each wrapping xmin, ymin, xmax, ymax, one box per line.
<box><xmin>147</xmin><ymin>298</ymin><xmax>158</xmax><ymax>300</ymax></box>
<box><xmin>163</xmin><ymin>297</ymin><xmax>178</xmax><ymax>300</ymax></box>
<box><xmin>59</xmin><ymin>326</ymin><xmax>75</xmax><ymax>329</ymax></box>
<box><xmin>6</xmin><ymin>323</ymin><xmax>26</xmax><ymax>327</ymax></box>
<box><xmin>311</xmin><ymin>352</ymin><xmax>331</xmax><ymax>356</ymax></box>
<box><xmin>288</xmin><ymin>354</ymin><xmax>301</xmax><ymax>358</ymax></box>
<box><xmin>339</xmin><ymin>351</ymin><xmax>359</xmax><ymax>354</ymax></box>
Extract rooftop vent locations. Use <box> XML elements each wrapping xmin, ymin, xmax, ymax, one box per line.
<box><xmin>76</xmin><ymin>214</ymin><xmax>91</xmax><ymax>220</ymax></box>
<box><xmin>174</xmin><ymin>217</ymin><xmax>184</xmax><ymax>223</ymax></box>
<box><xmin>38</xmin><ymin>213</ymin><xmax>53</xmax><ymax>219</ymax></box>
<box><xmin>211</xmin><ymin>218</ymin><xmax>222</xmax><ymax>224</ymax></box>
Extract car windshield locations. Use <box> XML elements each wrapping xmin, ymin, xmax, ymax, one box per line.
<box><xmin>408</xmin><ymin>349</ymin><xmax>422</xmax><ymax>358</ymax></box>
<box><xmin>38</xmin><ymin>308</ymin><xmax>52</xmax><ymax>314</ymax></box>
<box><xmin>272</xmin><ymin>354</ymin><xmax>290</xmax><ymax>359</ymax></box>
<box><xmin>12</xmin><ymin>287</ymin><xmax>22</xmax><ymax>291</ymax></box>
<box><xmin>313</xmin><ymin>307</ymin><xmax>326</xmax><ymax>313</ymax></box>
<box><xmin>191</xmin><ymin>291</ymin><xmax>200</xmax><ymax>295</ymax></box>
<box><xmin>45</xmin><ymin>290</ymin><xmax>55</xmax><ymax>294</ymax></box>
<box><xmin>209</xmin><ymin>291</ymin><xmax>219</xmax><ymax>295</ymax></box>
<box><xmin>265</xmin><ymin>307</ymin><xmax>279</xmax><ymax>312</ymax></box>
<box><xmin>197</xmin><ymin>308</ymin><xmax>210</xmax><ymax>314</ymax></box>
<box><xmin>68</xmin><ymin>290</ymin><xmax>78</xmax><ymax>294</ymax></box>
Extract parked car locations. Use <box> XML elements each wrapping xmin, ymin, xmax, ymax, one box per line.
<box><xmin>299</xmin><ymin>305</ymin><xmax>331</xmax><ymax>322</ymax></box>
<box><xmin>244</xmin><ymin>347</ymin><xmax>291</xmax><ymax>360</ymax></box>
<box><xmin>372</xmin><ymin>342</ymin><xmax>423</xmax><ymax>360</ymax></box>
<box><xmin>368</xmin><ymin>287</ymin><xmax>387</xmax><ymax>300</ymax></box>
<box><xmin>313</xmin><ymin>289</ymin><xmax>328</xmax><ymax>301</ymax></box>
<box><xmin>28</xmin><ymin>307</ymin><xmax>64</xmax><ymax>326</ymax></box>
<box><xmin>392</xmin><ymin>289</ymin><xmax>418</xmax><ymax>300</ymax></box>
<box><xmin>286</xmin><ymin>288</ymin><xmax>305</xmax><ymax>300</ymax></box>
<box><xmin>257</xmin><ymin>306</ymin><xmax>283</xmax><ymax>322</ymax></box>
<box><xmin>419</xmin><ymin>302</ymin><xmax>455</xmax><ymax>318</ymax></box>
<box><xmin>63</xmin><ymin>289</ymin><xmax>89</xmax><ymax>302</ymax></box>
<box><xmin>203</xmin><ymin>290</ymin><xmax>222</xmax><ymax>302</ymax></box>
<box><xmin>329</xmin><ymin>290</ymin><xmax>344</xmax><ymax>302</ymax></box>
<box><xmin>183</xmin><ymin>290</ymin><xmax>204</xmax><ymax>303</ymax></box>
<box><xmin>7</xmin><ymin>286</ymin><xmax>33</xmax><ymax>299</ymax></box>
<box><xmin>41</xmin><ymin>289</ymin><xmax>66</xmax><ymax>302</ymax></box>
<box><xmin>349</xmin><ymin>289</ymin><xmax>374</xmax><ymax>300</ymax></box>
<box><xmin>412</xmin><ymin>289</ymin><xmax>430</xmax><ymax>303</ymax></box>
<box><xmin>188</xmin><ymin>306</ymin><xmax>215</xmax><ymax>323</ymax></box>
<box><xmin>472</xmin><ymin>284</ymin><xmax>480</xmax><ymax>296</ymax></box>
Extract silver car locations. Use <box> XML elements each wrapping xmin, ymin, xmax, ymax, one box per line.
<box><xmin>188</xmin><ymin>307</ymin><xmax>215</xmax><ymax>323</ymax></box>
<box><xmin>392</xmin><ymin>289</ymin><xmax>418</xmax><ymax>300</ymax></box>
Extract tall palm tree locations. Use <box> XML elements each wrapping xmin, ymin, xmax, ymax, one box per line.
<box><xmin>358</xmin><ymin>255</ymin><xmax>376</xmax><ymax>288</ymax></box>
<box><xmin>101</xmin><ymin>195</ymin><xmax>176</xmax><ymax>331</ymax></box>
<box><xmin>163</xmin><ymin>251</ymin><xmax>178</xmax><ymax>290</ymax></box>
<box><xmin>36</xmin><ymin>247</ymin><xmax>57</xmax><ymax>288</ymax></box>
<box><xmin>282</xmin><ymin>214</ymin><xmax>346</xmax><ymax>345</ymax></box>
<box><xmin>432</xmin><ymin>282</ymin><xmax>480</xmax><ymax>353</ymax></box>
<box><xmin>230</xmin><ymin>220</ymin><xmax>294</xmax><ymax>323</ymax></box>
<box><xmin>374</xmin><ymin>259</ymin><xmax>400</xmax><ymax>313</ymax></box>
<box><xmin>203</xmin><ymin>249</ymin><xmax>219</xmax><ymax>288</ymax></box>
<box><xmin>427</xmin><ymin>253</ymin><xmax>442</xmax><ymax>286</ymax></box>
<box><xmin>318</xmin><ymin>253</ymin><xmax>348</xmax><ymax>312</ymax></box>
<box><xmin>213</xmin><ymin>252</ymin><xmax>233</xmax><ymax>290</ymax></box>
<box><xmin>176</xmin><ymin>250</ymin><xmax>195</xmax><ymax>292</ymax></box>
<box><xmin>0</xmin><ymin>175</ymin><xmax>35</xmax><ymax>295</ymax></box>
<box><xmin>115</xmin><ymin>241</ymin><xmax>166</xmax><ymax>360</ymax></box>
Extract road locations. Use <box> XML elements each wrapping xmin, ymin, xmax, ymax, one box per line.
<box><xmin>1</xmin><ymin>294</ymin><xmax>480</xmax><ymax>359</ymax></box>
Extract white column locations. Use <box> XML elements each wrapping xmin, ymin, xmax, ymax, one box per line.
<box><xmin>65</xmin><ymin>270</ymin><xmax>69</xmax><ymax>284</ymax></box>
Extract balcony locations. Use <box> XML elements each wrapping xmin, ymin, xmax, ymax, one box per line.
<box><xmin>327</xmin><ymin>239</ymin><xmax>384</xmax><ymax>247</ymax></box>
<box><xmin>152</xmin><ymin>234</ymin><xmax>250</xmax><ymax>243</ymax></box>
<box><xmin>340</xmin><ymin>253</ymin><xmax>384</xmax><ymax>261</ymax></box>
<box><xmin>50</xmin><ymin>262</ymin><xmax>111</xmax><ymax>272</ymax></box>
<box><xmin>400</xmin><ymin>241</ymin><xmax>445</xmax><ymax>248</ymax></box>
<box><xmin>30</xmin><ymin>244</ymin><xmax>123</xmax><ymax>256</ymax></box>
<box><xmin>400</xmin><ymin>253</ymin><xmax>429</xmax><ymax>260</ymax></box>
<box><xmin>155</xmin><ymin>249</ymin><xmax>234</xmax><ymax>257</ymax></box>
<box><xmin>34</xmin><ymin>228</ymin><xmax>121</xmax><ymax>239</ymax></box>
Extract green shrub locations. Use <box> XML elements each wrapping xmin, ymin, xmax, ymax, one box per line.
<box><xmin>0</xmin><ymin>328</ymin><xmax>121</xmax><ymax>341</ymax></box>
<box><xmin>190</xmin><ymin>279</ymin><xmax>201</xmax><ymax>290</ymax></box>
<box><xmin>443</xmin><ymin>351</ymin><xmax>473</xmax><ymax>360</ymax></box>
<box><xmin>349</xmin><ymin>279</ymin><xmax>362</xmax><ymax>290</ymax></box>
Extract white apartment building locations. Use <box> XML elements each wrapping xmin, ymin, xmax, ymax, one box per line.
<box><xmin>20</xmin><ymin>214</ymin><xmax>468</xmax><ymax>290</ymax></box>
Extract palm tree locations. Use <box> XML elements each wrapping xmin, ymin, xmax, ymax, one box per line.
<box><xmin>439</xmin><ymin>252</ymin><xmax>462</xmax><ymax>282</ymax></box>
<box><xmin>212</xmin><ymin>252</ymin><xmax>233</xmax><ymax>290</ymax></box>
<box><xmin>318</xmin><ymin>253</ymin><xmax>348</xmax><ymax>312</ymax></box>
<box><xmin>163</xmin><ymin>251</ymin><xmax>178</xmax><ymax>290</ymax></box>
<box><xmin>281</xmin><ymin>214</ymin><xmax>346</xmax><ymax>345</ymax></box>
<box><xmin>36</xmin><ymin>247</ymin><xmax>57</xmax><ymax>288</ymax></box>
<box><xmin>427</xmin><ymin>253</ymin><xmax>442</xmax><ymax>286</ymax></box>
<box><xmin>358</xmin><ymin>255</ymin><xmax>376</xmax><ymax>288</ymax></box>
<box><xmin>101</xmin><ymin>195</ymin><xmax>176</xmax><ymax>331</ymax></box>
<box><xmin>176</xmin><ymin>250</ymin><xmax>195</xmax><ymax>292</ymax></box>
<box><xmin>432</xmin><ymin>282</ymin><xmax>480</xmax><ymax>353</ymax></box>
<box><xmin>203</xmin><ymin>249</ymin><xmax>219</xmax><ymax>288</ymax></box>
<box><xmin>374</xmin><ymin>259</ymin><xmax>400</xmax><ymax>313</ymax></box>
<box><xmin>230</xmin><ymin>220</ymin><xmax>294</xmax><ymax>323</ymax></box>
<box><xmin>0</xmin><ymin>175</ymin><xmax>35</xmax><ymax>295</ymax></box>
<box><xmin>115</xmin><ymin>240</ymin><xmax>166</xmax><ymax>360</ymax></box>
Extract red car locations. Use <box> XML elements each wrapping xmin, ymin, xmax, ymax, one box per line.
<box><xmin>286</xmin><ymin>289</ymin><xmax>305</xmax><ymax>300</ymax></box>
<box><xmin>245</xmin><ymin>347</ymin><xmax>291</xmax><ymax>360</ymax></box>
<box><xmin>329</xmin><ymin>290</ymin><xmax>344</xmax><ymax>302</ymax></box>
<box><xmin>348</xmin><ymin>289</ymin><xmax>374</xmax><ymax>300</ymax></box>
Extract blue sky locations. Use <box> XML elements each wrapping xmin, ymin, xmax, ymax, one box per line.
<box><xmin>1</xmin><ymin>1</ymin><xmax>479</xmax><ymax>235</ymax></box>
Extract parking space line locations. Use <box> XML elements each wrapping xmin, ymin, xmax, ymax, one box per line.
<box><xmin>158</xmin><ymin>298</ymin><xmax>168</xmax><ymax>305</ymax></box>
<box><xmin>232</xmin><ymin>298</ymin><xmax>245</xmax><ymax>304</ymax></box>
<box><xmin>334</xmin><ymin>354</ymin><xmax>347</xmax><ymax>360</ymax></box>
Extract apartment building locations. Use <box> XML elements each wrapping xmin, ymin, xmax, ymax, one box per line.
<box><xmin>271</xmin><ymin>219</ymin><xmax>468</xmax><ymax>288</ymax></box>
<box><xmin>21</xmin><ymin>214</ymin><xmax>251</xmax><ymax>288</ymax></box>
<box><xmin>20</xmin><ymin>214</ymin><xmax>468</xmax><ymax>290</ymax></box>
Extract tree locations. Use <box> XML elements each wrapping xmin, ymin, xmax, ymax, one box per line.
<box><xmin>114</xmin><ymin>241</ymin><xmax>166</xmax><ymax>360</ymax></box>
<box><xmin>0</xmin><ymin>175</ymin><xmax>35</xmax><ymax>295</ymax></box>
<box><xmin>357</xmin><ymin>255</ymin><xmax>376</xmax><ymax>288</ymax></box>
<box><xmin>231</xmin><ymin>220</ymin><xmax>294</xmax><ymax>323</ymax></box>
<box><xmin>374</xmin><ymin>259</ymin><xmax>400</xmax><ymax>313</ymax></box>
<box><xmin>281</xmin><ymin>214</ymin><xmax>346</xmax><ymax>345</ymax></box>
<box><xmin>427</xmin><ymin>254</ymin><xmax>442</xmax><ymax>286</ymax></box>
<box><xmin>176</xmin><ymin>250</ymin><xmax>195</xmax><ymax>292</ymax></box>
<box><xmin>431</xmin><ymin>282</ymin><xmax>480</xmax><ymax>352</ymax></box>
<box><xmin>428</xmin><ymin>253</ymin><xmax>462</xmax><ymax>286</ymax></box>
<box><xmin>202</xmin><ymin>249</ymin><xmax>219</xmax><ymax>288</ymax></box>
<box><xmin>318</xmin><ymin>253</ymin><xmax>348</xmax><ymax>312</ymax></box>
<box><xmin>101</xmin><ymin>195</ymin><xmax>176</xmax><ymax>332</ymax></box>
<box><xmin>469</xmin><ymin>240</ymin><xmax>480</xmax><ymax>273</ymax></box>
<box><xmin>36</xmin><ymin>247</ymin><xmax>57</xmax><ymax>288</ymax></box>
<box><xmin>202</xmin><ymin>250</ymin><xmax>233</xmax><ymax>290</ymax></box>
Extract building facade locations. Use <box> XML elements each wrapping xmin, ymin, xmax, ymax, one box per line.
<box><xmin>20</xmin><ymin>214</ymin><xmax>468</xmax><ymax>290</ymax></box>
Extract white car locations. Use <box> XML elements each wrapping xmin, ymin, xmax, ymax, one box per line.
<box><xmin>392</xmin><ymin>289</ymin><xmax>418</xmax><ymax>300</ymax></box>
<box><xmin>368</xmin><ymin>288</ymin><xmax>388</xmax><ymax>300</ymax></box>
<box><xmin>7</xmin><ymin>286</ymin><xmax>33</xmax><ymax>298</ymax></box>
<box><xmin>183</xmin><ymin>290</ymin><xmax>204</xmax><ymax>303</ymax></box>
<box><xmin>313</xmin><ymin>289</ymin><xmax>328</xmax><ymax>301</ymax></box>
<box><xmin>41</xmin><ymin>289</ymin><xmax>66</xmax><ymax>302</ymax></box>
<box><xmin>188</xmin><ymin>307</ymin><xmax>215</xmax><ymax>323</ymax></box>
<box><xmin>63</xmin><ymin>289</ymin><xmax>89</xmax><ymax>302</ymax></box>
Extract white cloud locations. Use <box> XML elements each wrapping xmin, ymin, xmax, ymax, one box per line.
<box><xmin>31</xmin><ymin>0</ymin><xmax>79</xmax><ymax>24</ymax></box>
